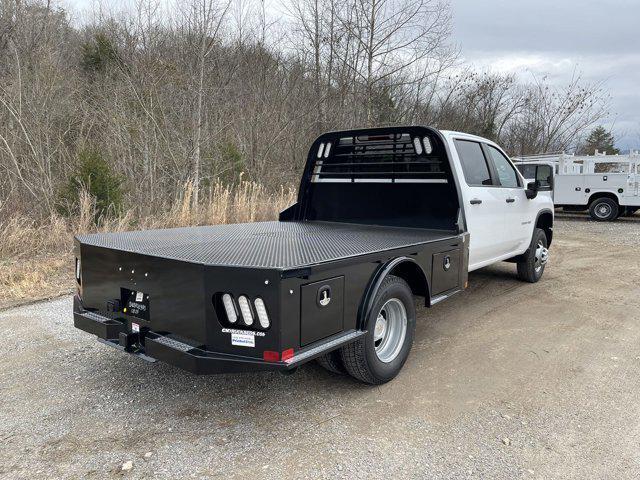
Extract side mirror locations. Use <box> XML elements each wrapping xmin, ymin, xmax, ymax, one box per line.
<box><xmin>525</xmin><ymin>181</ymin><xmax>538</xmax><ymax>200</ymax></box>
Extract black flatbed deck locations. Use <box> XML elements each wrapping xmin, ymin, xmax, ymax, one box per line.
<box><xmin>76</xmin><ymin>221</ymin><xmax>458</xmax><ymax>269</ymax></box>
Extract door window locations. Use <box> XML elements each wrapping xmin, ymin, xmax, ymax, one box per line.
<box><xmin>486</xmin><ymin>145</ymin><xmax>520</xmax><ymax>187</ymax></box>
<box><xmin>454</xmin><ymin>140</ymin><xmax>492</xmax><ymax>186</ymax></box>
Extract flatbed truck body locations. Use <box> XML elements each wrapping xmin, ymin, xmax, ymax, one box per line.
<box><xmin>74</xmin><ymin>126</ymin><xmax>553</xmax><ymax>383</ymax></box>
<box><xmin>75</xmin><ymin>221</ymin><xmax>465</xmax><ymax>373</ymax></box>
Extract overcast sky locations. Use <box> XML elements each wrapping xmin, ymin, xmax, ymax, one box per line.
<box><xmin>450</xmin><ymin>0</ymin><xmax>639</xmax><ymax>150</ymax></box>
<box><xmin>66</xmin><ymin>0</ymin><xmax>640</xmax><ymax>149</ymax></box>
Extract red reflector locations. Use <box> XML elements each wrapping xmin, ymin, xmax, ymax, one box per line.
<box><xmin>281</xmin><ymin>348</ymin><xmax>294</xmax><ymax>361</ymax></box>
<box><xmin>263</xmin><ymin>351</ymin><xmax>279</xmax><ymax>362</ymax></box>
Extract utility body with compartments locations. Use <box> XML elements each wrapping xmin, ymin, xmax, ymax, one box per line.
<box><xmin>74</xmin><ymin>126</ymin><xmax>554</xmax><ymax>384</ymax></box>
<box><xmin>514</xmin><ymin>151</ymin><xmax>640</xmax><ymax>221</ymax></box>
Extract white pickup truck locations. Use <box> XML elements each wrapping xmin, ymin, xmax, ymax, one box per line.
<box><xmin>445</xmin><ymin>130</ymin><xmax>554</xmax><ymax>275</ymax></box>
<box><xmin>73</xmin><ymin>126</ymin><xmax>554</xmax><ymax>384</ymax></box>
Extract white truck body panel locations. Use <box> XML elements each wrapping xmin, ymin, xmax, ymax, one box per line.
<box><xmin>515</xmin><ymin>152</ymin><xmax>640</xmax><ymax>208</ymax></box>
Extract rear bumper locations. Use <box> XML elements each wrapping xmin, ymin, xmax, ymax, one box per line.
<box><xmin>73</xmin><ymin>295</ymin><xmax>364</xmax><ymax>374</ymax></box>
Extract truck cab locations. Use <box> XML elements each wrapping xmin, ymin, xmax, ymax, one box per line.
<box><xmin>73</xmin><ymin>126</ymin><xmax>553</xmax><ymax>384</ymax></box>
<box><xmin>442</xmin><ymin>131</ymin><xmax>554</xmax><ymax>270</ymax></box>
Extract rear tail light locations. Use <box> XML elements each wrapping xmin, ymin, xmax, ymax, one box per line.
<box><xmin>222</xmin><ymin>294</ymin><xmax>237</xmax><ymax>323</ymax></box>
<box><xmin>263</xmin><ymin>349</ymin><xmax>294</xmax><ymax>362</ymax></box>
<box><xmin>216</xmin><ymin>293</ymin><xmax>271</xmax><ymax>330</ymax></box>
<box><xmin>254</xmin><ymin>298</ymin><xmax>269</xmax><ymax>328</ymax></box>
<box><xmin>237</xmin><ymin>295</ymin><xmax>253</xmax><ymax>325</ymax></box>
<box><xmin>75</xmin><ymin>257</ymin><xmax>81</xmax><ymax>285</ymax></box>
<box><xmin>281</xmin><ymin>348</ymin><xmax>294</xmax><ymax>361</ymax></box>
<box><xmin>263</xmin><ymin>350</ymin><xmax>279</xmax><ymax>362</ymax></box>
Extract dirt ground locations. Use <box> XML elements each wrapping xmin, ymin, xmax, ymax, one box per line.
<box><xmin>1</xmin><ymin>215</ymin><xmax>639</xmax><ymax>479</ymax></box>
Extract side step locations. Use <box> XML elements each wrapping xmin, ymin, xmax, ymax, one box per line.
<box><xmin>284</xmin><ymin>330</ymin><xmax>366</xmax><ymax>367</ymax></box>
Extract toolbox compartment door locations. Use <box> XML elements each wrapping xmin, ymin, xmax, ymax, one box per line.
<box><xmin>300</xmin><ymin>276</ymin><xmax>344</xmax><ymax>346</ymax></box>
<box><xmin>431</xmin><ymin>249</ymin><xmax>460</xmax><ymax>295</ymax></box>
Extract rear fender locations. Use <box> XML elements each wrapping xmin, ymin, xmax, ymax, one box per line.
<box><xmin>357</xmin><ymin>257</ymin><xmax>429</xmax><ymax>330</ymax></box>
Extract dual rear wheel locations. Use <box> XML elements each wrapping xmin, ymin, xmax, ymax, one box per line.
<box><xmin>316</xmin><ymin>275</ymin><xmax>416</xmax><ymax>385</ymax></box>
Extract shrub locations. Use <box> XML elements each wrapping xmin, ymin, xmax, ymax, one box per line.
<box><xmin>57</xmin><ymin>148</ymin><xmax>123</xmax><ymax>220</ymax></box>
<box><xmin>80</xmin><ymin>33</ymin><xmax>119</xmax><ymax>74</ymax></box>
<box><xmin>205</xmin><ymin>141</ymin><xmax>245</xmax><ymax>185</ymax></box>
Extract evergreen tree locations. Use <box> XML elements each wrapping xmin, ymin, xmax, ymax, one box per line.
<box><xmin>57</xmin><ymin>149</ymin><xmax>123</xmax><ymax>220</ymax></box>
<box><xmin>578</xmin><ymin>126</ymin><xmax>620</xmax><ymax>155</ymax></box>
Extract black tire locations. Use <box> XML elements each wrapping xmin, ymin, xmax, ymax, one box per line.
<box><xmin>588</xmin><ymin>197</ymin><xmax>618</xmax><ymax>221</ymax></box>
<box><xmin>316</xmin><ymin>350</ymin><xmax>346</xmax><ymax>375</ymax></box>
<box><xmin>340</xmin><ymin>275</ymin><xmax>416</xmax><ymax>385</ymax></box>
<box><xmin>517</xmin><ymin>228</ymin><xmax>548</xmax><ymax>283</ymax></box>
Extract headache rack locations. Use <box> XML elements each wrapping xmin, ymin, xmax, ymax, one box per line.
<box><xmin>311</xmin><ymin>132</ymin><xmax>448</xmax><ymax>184</ymax></box>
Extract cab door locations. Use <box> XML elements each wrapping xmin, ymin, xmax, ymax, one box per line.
<box><xmin>483</xmin><ymin>144</ymin><xmax>532</xmax><ymax>253</ymax></box>
<box><xmin>453</xmin><ymin>139</ymin><xmax>509</xmax><ymax>270</ymax></box>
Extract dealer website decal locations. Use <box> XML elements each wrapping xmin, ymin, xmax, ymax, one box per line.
<box><xmin>222</xmin><ymin>328</ymin><xmax>266</xmax><ymax>337</ymax></box>
<box><xmin>231</xmin><ymin>332</ymin><xmax>255</xmax><ymax>347</ymax></box>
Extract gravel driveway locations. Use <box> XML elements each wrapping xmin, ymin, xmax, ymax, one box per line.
<box><xmin>1</xmin><ymin>216</ymin><xmax>639</xmax><ymax>479</ymax></box>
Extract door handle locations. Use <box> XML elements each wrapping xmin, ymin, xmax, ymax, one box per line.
<box><xmin>470</xmin><ymin>199</ymin><xmax>482</xmax><ymax>205</ymax></box>
<box><xmin>506</xmin><ymin>198</ymin><xmax>516</xmax><ymax>203</ymax></box>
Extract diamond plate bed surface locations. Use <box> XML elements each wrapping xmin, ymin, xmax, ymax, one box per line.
<box><xmin>76</xmin><ymin>221</ymin><xmax>456</xmax><ymax>269</ymax></box>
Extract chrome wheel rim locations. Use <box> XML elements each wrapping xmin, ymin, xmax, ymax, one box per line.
<box><xmin>373</xmin><ymin>298</ymin><xmax>407</xmax><ymax>363</ymax></box>
<box><xmin>534</xmin><ymin>240</ymin><xmax>549</xmax><ymax>273</ymax></box>
<box><xmin>595</xmin><ymin>203</ymin><xmax>611</xmax><ymax>219</ymax></box>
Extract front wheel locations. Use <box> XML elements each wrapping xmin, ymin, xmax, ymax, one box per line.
<box><xmin>340</xmin><ymin>275</ymin><xmax>416</xmax><ymax>385</ymax></box>
<box><xmin>517</xmin><ymin>228</ymin><xmax>549</xmax><ymax>283</ymax></box>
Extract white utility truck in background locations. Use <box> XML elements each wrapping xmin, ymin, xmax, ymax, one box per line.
<box><xmin>514</xmin><ymin>151</ymin><xmax>640</xmax><ymax>221</ymax></box>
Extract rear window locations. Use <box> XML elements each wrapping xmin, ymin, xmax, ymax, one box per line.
<box><xmin>454</xmin><ymin>140</ymin><xmax>492</xmax><ymax>186</ymax></box>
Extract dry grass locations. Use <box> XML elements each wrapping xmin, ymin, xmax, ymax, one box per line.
<box><xmin>0</xmin><ymin>181</ymin><xmax>296</xmax><ymax>309</ymax></box>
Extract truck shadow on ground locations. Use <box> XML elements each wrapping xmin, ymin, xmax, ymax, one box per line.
<box><xmin>554</xmin><ymin>211</ymin><xmax>639</xmax><ymax>223</ymax></box>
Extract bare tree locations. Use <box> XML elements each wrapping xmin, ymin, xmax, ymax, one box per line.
<box><xmin>338</xmin><ymin>0</ymin><xmax>452</xmax><ymax>122</ymax></box>
<box><xmin>179</xmin><ymin>0</ymin><xmax>231</xmax><ymax>207</ymax></box>
<box><xmin>504</xmin><ymin>74</ymin><xmax>609</xmax><ymax>155</ymax></box>
<box><xmin>0</xmin><ymin>0</ymin><xmax>611</xmax><ymax>223</ymax></box>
